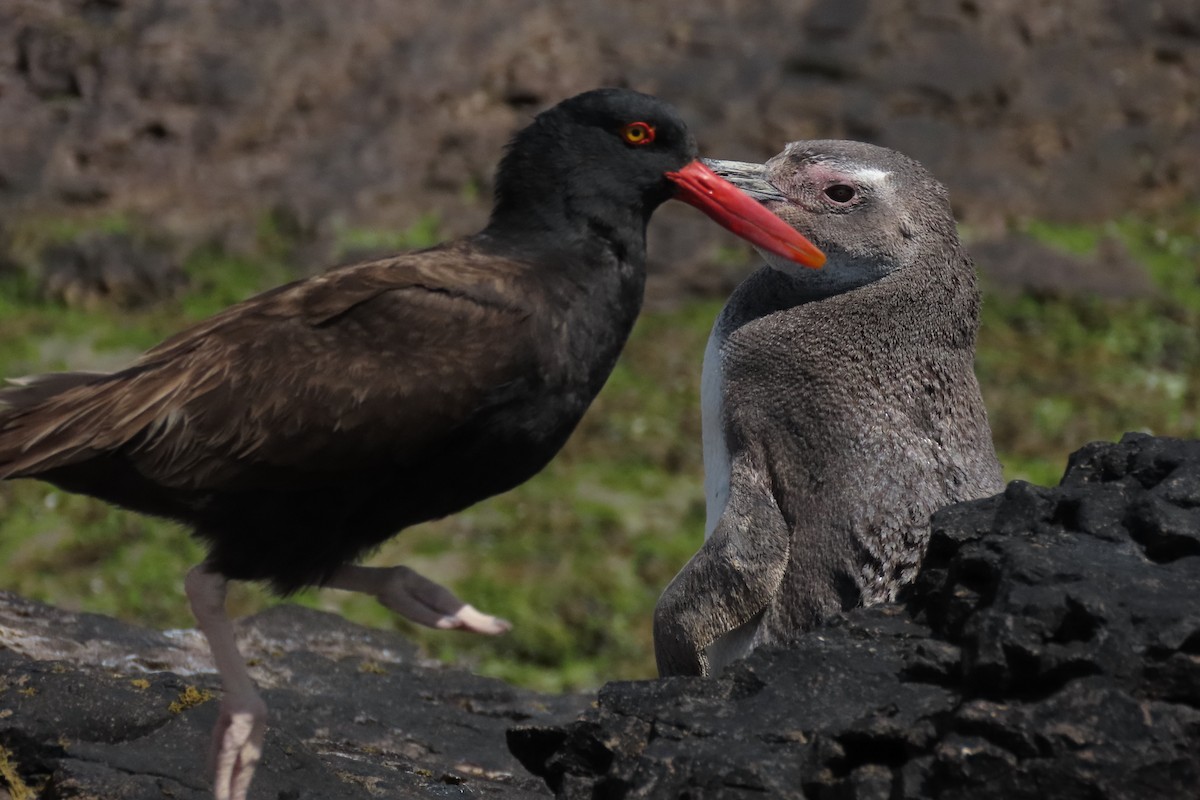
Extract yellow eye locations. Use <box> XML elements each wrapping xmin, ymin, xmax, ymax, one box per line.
<box><xmin>620</xmin><ymin>121</ymin><xmax>656</xmax><ymax>146</ymax></box>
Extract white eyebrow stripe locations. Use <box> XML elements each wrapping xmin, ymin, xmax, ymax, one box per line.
<box><xmin>850</xmin><ymin>167</ymin><xmax>891</xmax><ymax>184</ymax></box>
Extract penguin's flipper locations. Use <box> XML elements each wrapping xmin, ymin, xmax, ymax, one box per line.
<box><xmin>653</xmin><ymin>453</ymin><xmax>789</xmax><ymax>677</ymax></box>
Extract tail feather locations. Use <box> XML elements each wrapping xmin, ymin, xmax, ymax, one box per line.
<box><xmin>0</xmin><ymin>371</ymin><xmax>113</xmax><ymax>479</ymax></box>
<box><xmin>1</xmin><ymin>356</ymin><xmax>226</xmax><ymax>484</ymax></box>
<box><xmin>1</xmin><ymin>372</ymin><xmax>107</xmax><ymax>409</ymax></box>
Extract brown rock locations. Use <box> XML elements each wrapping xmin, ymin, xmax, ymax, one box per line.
<box><xmin>0</xmin><ymin>0</ymin><xmax>1197</xmax><ymax>304</ymax></box>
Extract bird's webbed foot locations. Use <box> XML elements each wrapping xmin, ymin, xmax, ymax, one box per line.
<box><xmin>210</xmin><ymin>691</ymin><xmax>268</xmax><ymax>800</ymax></box>
<box><xmin>324</xmin><ymin>563</ymin><xmax>511</xmax><ymax>634</ymax></box>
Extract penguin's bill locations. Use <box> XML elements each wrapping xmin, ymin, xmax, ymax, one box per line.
<box><xmin>666</xmin><ymin>160</ymin><xmax>825</xmax><ymax>268</ymax></box>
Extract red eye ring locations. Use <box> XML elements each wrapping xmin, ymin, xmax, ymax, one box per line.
<box><xmin>620</xmin><ymin>121</ymin><xmax>656</xmax><ymax>146</ymax></box>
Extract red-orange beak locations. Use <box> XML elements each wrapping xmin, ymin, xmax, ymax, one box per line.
<box><xmin>666</xmin><ymin>160</ymin><xmax>825</xmax><ymax>268</ymax></box>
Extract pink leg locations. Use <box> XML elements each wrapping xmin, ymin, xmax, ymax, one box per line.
<box><xmin>323</xmin><ymin>564</ymin><xmax>511</xmax><ymax>634</ymax></box>
<box><xmin>184</xmin><ymin>565</ymin><xmax>268</xmax><ymax>800</ymax></box>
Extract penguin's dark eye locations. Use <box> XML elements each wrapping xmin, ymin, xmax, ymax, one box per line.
<box><xmin>824</xmin><ymin>184</ymin><xmax>856</xmax><ymax>204</ymax></box>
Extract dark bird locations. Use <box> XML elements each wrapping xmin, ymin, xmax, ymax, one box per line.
<box><xmin>0</xmin><ymin>89</ymin><xmax>824</xmax><ymax>800</ymax></box>
<box><xmin>654</xmin><ymin>140</ymin><xmax>1004</xmax><ymax>678</ymax></box>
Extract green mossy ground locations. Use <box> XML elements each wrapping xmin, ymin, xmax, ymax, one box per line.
<box><xmin>0</xmin><ymin>211</ymin><xmax>1196</xmax><ymax>691</ymax></box>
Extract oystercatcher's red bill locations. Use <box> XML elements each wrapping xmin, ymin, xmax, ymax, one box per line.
<box><xmin>666</xmin><ymin>161</ymin><xmax>826</xmax><ymax>268</ymax></box>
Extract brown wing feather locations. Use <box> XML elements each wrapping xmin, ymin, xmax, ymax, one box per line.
<box><xmin>0</xmin><ymin>243</ymin><xmax>539</xmax><ymax>489</ymax></box>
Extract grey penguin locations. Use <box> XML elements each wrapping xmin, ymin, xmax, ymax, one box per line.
<box><xmin>654</xmin><ymin>140</ymin><xmax>1005</xmax><ymax>677</ymax></box>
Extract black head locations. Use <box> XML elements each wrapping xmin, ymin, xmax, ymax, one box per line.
<box><xmin>487</xmin><ymin>88</ymin><xmax>700</xmax><ymax>237</ymax></box>
<box><xmin>485</xmin><ymin>89</ymin><xmax>826</xmax><ymax>267</ymax></box>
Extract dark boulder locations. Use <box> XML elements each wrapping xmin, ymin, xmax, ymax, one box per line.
<box><xmin>0</xmin><ymin>594</ymin><xmax>591</xmax><ymax>799</ymax></box>
<box><xmin>1</xmin><ymin>434</ymin><xmax>1197</xmax><ymax>798</ymax></box>
<box><xmin>510</xmin><ymin>433</ymin><xmax>1200</xmax><ymax>799</ymax></box>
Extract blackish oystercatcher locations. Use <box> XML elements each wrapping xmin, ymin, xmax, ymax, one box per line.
<box><xmin>654</xmin><ymin>141</ymin><xmax>1003</xmax><ymax>677</ymax></box>
<box><xmin>0</xmin><ymin>89</ymin><xmax>823</xmax><ymax>799</ymax></box>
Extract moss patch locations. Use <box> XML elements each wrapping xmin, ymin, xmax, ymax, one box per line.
<box><xmin>168</xmin><ymin>685</ymin><xmax>214</xmax><ymax>714</ymax></box>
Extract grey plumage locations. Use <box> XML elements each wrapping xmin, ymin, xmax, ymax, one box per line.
<box><xmin>654</xmin><ymin>140</ymin><xmax>1004</xmax><ymax>677</ymax></box>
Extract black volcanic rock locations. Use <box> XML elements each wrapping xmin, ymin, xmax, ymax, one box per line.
<box><xmin>510</xmin><ymin>434</ymin><xmax>1200</xmax><ymax>799</ymax></box>
<box><xmin>0</xmin><ymin>595</ymin><xmax>590</xmax><ymax>799</ymax></box>
<box><xmin>1</xmin><ymin>435</ymin><xmax>1197</xmax><ymax>798</ymax></box>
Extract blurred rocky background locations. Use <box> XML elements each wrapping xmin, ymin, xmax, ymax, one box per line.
<box><xmin>1</xmin><ymin>0</ymin><xmax>1197</xmax><ymax>302</ymax></box>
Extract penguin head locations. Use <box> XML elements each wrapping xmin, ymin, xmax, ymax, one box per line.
<box><xmin>705</xmin><ymin>141</ymin><xmax>961</xmax><ymax>297</ymax></box>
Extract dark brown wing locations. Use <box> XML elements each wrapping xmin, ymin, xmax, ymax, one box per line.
<box><xmin>0</xmin><ymin>243</ymin><xmax>540</xmax><ymax>490</ymax></box>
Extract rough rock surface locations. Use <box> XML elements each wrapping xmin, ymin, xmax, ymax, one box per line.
<box><xmin>510</xmin><ymin>433</ymin><xmax>1200</xmax><ymax>799</ymax></box>
<box><xmin>0</xmin><ymin>436</ymin><xmax>1198</xmax><ymax>797</ymax></box>
<box><xmin>1</xmin><ymin>0</ymin><xmax>1197</xmax><ymax>303</ymax></box>
<box><xmin>0</xmin><ymin>595</ymin><xmax>591</xmax><ymax>799</ymax></box>
<box><xmin>1</xmin><ymin>436</ymin><xmax>1198</xmax><ymax>798</ymax></box>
